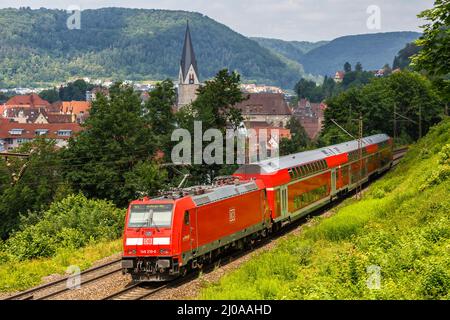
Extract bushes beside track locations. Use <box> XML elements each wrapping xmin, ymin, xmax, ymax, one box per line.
<box><xmin>0</xmin><ymin>194</ymin><xmax>125</xmax><ymax>292</ymax></box>
<box><xmin>200</xmin><ymin>118</ymin><xmax>450</xmax><ymax>300</ymax></box>
<box><xmin>1</xmin><ymin>194</ymin><xmax>125</xmax><ymax>261</ymax></box>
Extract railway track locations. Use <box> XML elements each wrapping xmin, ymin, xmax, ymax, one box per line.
<box><xmin>4</xmin><ymin>148</ymin><xmax>408</xmax><ymax>301</ymax></box>
<box><xmin>4</xmin><ymin>258</ymin><xmax>123</xmax><ymax>300</ymax></box>
<box><xmin>103</xmin><ymin>147</ymin><xmax>409</xmax><ymax>300</ymax></box>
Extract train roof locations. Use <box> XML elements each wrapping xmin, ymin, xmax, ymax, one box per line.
<box><xmin>235</xmin><ymin>133</ymin><xmax>390</xmax><ymax>175</ymax></box>
<box><xmin>191</xmin><ymin>180</ymin><xmax>259</xmax><ymax>206</ymax></box>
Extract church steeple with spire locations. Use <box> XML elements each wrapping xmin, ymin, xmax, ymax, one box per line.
<box><xmin>177</xmin><ymin>21</ymin><xmax>201</xmax><ymax>108</ymax></box>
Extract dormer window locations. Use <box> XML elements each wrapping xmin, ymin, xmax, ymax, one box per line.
<box><xmin>9</xmin><ymin>129</ymin><xmax>24</xmax><ymax>135</ymax></box>
<box><xmin>57</xmin><ymin>130</ymin><xmax>72</xmax><ymax>137</ymax></box>
<box><xmin>35</xmin><ymin>129</ymin><xmax>49</xmax><ymax>136</ymax></box>
<box><xmin>189</xmin><ymin>73</ymin><xmax>195</xmax><ymax>84</ymax></box>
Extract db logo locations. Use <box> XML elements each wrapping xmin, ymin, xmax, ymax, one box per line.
<box><xmin>143</xmin><ymin>238</ymin><xmax>153</xmax><ymax>245</ymax></box>
<box><xmin>229</xmin><ymin>208</ymin><xmax>236</xmax><ymax>223</ymax></box>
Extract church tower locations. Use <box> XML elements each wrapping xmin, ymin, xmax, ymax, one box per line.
<box><xmin>177</xmin><ymin>22</ymin><xmax>200</xmax><ymax>109</ymax></box>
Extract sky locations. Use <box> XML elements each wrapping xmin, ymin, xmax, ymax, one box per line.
<box><xmin>0</xmin><ymin>0</ymin><xmax>434</xmax><ymax>41</ymax></box>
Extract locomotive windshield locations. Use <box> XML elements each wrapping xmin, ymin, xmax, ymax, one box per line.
<box><xmin>128</xmin><ymin>204</ymin><xmax>173</xmax><ymax>228</ymax></box>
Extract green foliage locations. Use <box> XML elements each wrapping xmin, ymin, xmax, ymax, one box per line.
<box><xmin>58</xmin><ymin>79</ymin><xmax>94</xmax><ymax>101</ymax></box>
<box><xmin>3</xmin><ymin>194</ymin><xmax>124</xmax><ymax>260</ymax></box>
<box><xmin>38</xmin><ymin>88</ymin><xmax>59</xmax><ymax>103</ymax></box>
<box><xmin>393</xmin><ymin>43</ymin><xmax>421</xmax><ymax>70</ymax></box>
<box><xmin>420</xmin><ymin>144</ymin><xmax>450</xmax><ymax>190</ymax></box>
<box><xmin>144</xmin><ymin>79</ymin><xmax>177</xmax><ymax>158</ymax></box>
<box><xmin>0</xmin><ymin>138</ymin><xmax>69</xmax><ymax>239</ymax></box>
<box><xmin>0</xmin><ymin>8</ymin><xmax>302</xmax><ymax>88</ymax></box>
<box><xmin>319</xmin><ymin>71</ymin><xmax>444</xmax><ymax>145</ymax></box>
<box><xmin>63</xmin><ymin>82</ymin><xmax>167</xmax><ymax>207</ymax></box>
<box><xmin>0</xmin><ymin>239</ymin><xmax>122</xmax><ymax>292</ymax></box>
<box><xmin>412</xmin><ymin>0</ymin><xmax>450</xmax><ymax>79</ymax></box>
<box><xmin>280</xmin><ymin>118</ymin><xmax>312</xmax><ymax>156</ymax></box>
<box><xmin>176</xmin><ymin>69</ymin><xmax>245</xmax><ymax>185</ymax></box>
<box><xmin>200</xmin><ymin>118</ymin><xmax>450</xmax><ymax>300</ymax></box>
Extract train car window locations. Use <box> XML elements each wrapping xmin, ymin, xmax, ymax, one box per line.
<box><xmin>184</xmin><ymin>211</ymin><xmax>190</xmax><ymax>225</ymax></box>
<box><xmin>288</xmin><ymin>168</ymin><xmax>294</xmax><ymax>178</ymax></box>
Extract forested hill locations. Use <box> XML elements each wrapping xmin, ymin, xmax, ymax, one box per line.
<box><xmin>255</xmin><ymin>32</ymin><xmax>421</xmax><ymax>76</ymax></box>
<box><xmin>301</xmin><ymin>32</ymin><xmax>421</xmax><ymax>75</ymax></box>
<box><xmin>0</xmin><ymin>7</ymin><xmax>304</xmax><ymax>88</ymax></box>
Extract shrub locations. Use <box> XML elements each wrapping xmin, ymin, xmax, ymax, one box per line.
<box><xmin>4</xmin><ymin>194</ymin><xmax>125</xmax><ymax>260</ymax></box>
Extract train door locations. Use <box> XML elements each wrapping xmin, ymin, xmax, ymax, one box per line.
<box><xmin>280</xmin><ymin>186</ymin><xmax>289</xmax><ymax>217</ymax></box>
<box><xmin>189</xmin><ymin>209</ymin><xmax>198</xmax><ymax>255</ymax></box>
<box><xmin>331</xmin><ymin>168</ymin><xmax>337</xmax><ymax>195</ymax></box>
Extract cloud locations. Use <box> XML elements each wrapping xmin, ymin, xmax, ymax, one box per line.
<box><xmin>0</xmin><ymin>0</ymin><xmax>434</xmax><ymax>41</ymax></box>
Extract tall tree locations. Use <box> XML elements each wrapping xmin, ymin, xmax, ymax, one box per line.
<box><xmin>177</xmin><ymin>69</ymin><xmax>245</xmax><ymax>184</ymax></box>
<box><xmin>355</xmin><ymin>62</ymin><xmax>363</xmax><ymax>72</ymax></box>
<box><xmin>280</xmin><ymin>118</ymin><xmax>312</xmax><ymax>156</ymax></box>
<box><xmin>191</xmin><ymin>69</ymin><xmax>245</xmax><ymax>129</ymax></box>
<box><xmin>63</xmin><ymin>83</ymin><xmax>165</xmax><ymax>207</ymax></box>
<box><xmin>0</xmin><ymin>139</ymin><xmax>67</xmax><ymax>239</ymax></box>
<box><xmin>412</xmin><ymin>0</ymin><xmax>450</xmax><ymax>113</ymax></box>
<box><xmin>144</xmin><ymin>79</ymin><xmax>177</xmax><ymax>159</ymax></box>
<box><xmin>344</xmin><ymin>62</ymin><xmax>352</xmax><ymax>73</ymax></box>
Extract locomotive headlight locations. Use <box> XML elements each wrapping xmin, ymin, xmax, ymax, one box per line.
<box><xmin>128</xmin><ymin>249</ymin><xmax>137</xmax><ymax>255</ymax></box>
<box><xmin>159</xmin><ymin>249</ymin><xmax>170</xmax><ymax>255</ymax></box>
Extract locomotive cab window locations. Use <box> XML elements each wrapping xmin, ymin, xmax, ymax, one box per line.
<box><xmin>184</xmin><ymin>211</ymin><xmax>190</xmax><ymax>225</ymax></box>
<box><xmin>128</xmin><ymin>204</ymin><xmax>173</xmax><ymax>228</ymax></box>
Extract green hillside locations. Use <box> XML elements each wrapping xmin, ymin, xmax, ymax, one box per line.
<box><xmin>301</xmin><ymin>32</ymin><xmax>421</xmax><ymax>75</ymax></box>
<box><xmin>201</xmin><ymin>118</ymin><xmax>450</xmax><ymax>299</ymax></box>
<box><xmin>0</xmin><ymin>8</ymin><xmax>303</xmax><ymax>88</ymax></box>
<box><xmin>252</xmin><ymin>37</ymin><xmax>328</xmax><ymax>64</ymax></box>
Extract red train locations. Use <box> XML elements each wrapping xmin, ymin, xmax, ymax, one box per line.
<box><xmin>122</xmin><ymin>134</ymin><xmax>393</xmax><ymax>281</ymax></box>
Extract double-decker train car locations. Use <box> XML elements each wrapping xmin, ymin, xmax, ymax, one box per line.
<box><xmin>122</xmin><ymin>134</ymin><xmax>393</xmax><ymax>281</ymax></box>
<box><xmin>234</xmin><ymin>133</ymin><xmax>393</xmax><ymax>229</ymax></box>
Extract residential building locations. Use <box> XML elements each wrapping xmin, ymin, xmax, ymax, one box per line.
<box><xmin>0</xmin><ymin>119</ymin><xmax>82</xmax><ymax>151</ymax></box>
<box><xmin>233</xmin><ymin>93</ymin><xmax>292</xmax><ymax>128</ymax></box>
<box><xmin>50</xmin><ymin>101</ymin><xmax>91</xmax><ymax>123</ymax></box>
<box><xmin>240</xmin><ymin>84</ymin><xmax>284</xmax><ymax>94</ymax></box>
<box><xmin>3</xmin><ymin>93</ymin><xmax>50</xmax><ymax>109</ymax></box>
<box><xmin>293</xmin><ymin>99</ymin><xmax>327</xmax><ymax>140</ymax></box>
<box><xmin>334</xmin><ymin>71</ymin><xmax>345</xmax><ymax>83</ymax></box>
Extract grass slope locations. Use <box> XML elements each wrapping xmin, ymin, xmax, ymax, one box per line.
<box><xmin>0</xmin><ymin>240</ymin><xmax>121</xmax><ymax>293</ymax></box>
<box><xmin>200</xmin><ymin>118</ymin><xmax>450</xmax><ymax>300</ymax></box>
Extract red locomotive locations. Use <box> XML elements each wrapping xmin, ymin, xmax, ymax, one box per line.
<box><xmin>122</xmin><ymin>134</ymin><xmax>393</xmax><ymax>281</ymax></box>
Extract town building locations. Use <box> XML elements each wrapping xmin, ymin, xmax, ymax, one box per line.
<box><xmin>233</xmin><ymin>93</ymin><xmax>292</xmax><ymax>128</ymax></box>
<box><xmin>334</xmin><ymin>71</ymin><xmax>345</xmax><ymax>83</ymax></box>
<box><xmin>240</xmin><ymin>84</ymin><xmax>284</xmax><ymax>94</ymax></box>
<box><xmin>3</xmin><ymin>93</ymin><xmax>50</xmax><ymax>109</ymax></box>
<box><xmin>177</xmin><ymin>22</ymin><xmax>201</xmax><ymax>109</ymax></box>
<box><xmin>293</xmin><ymin>99</ymin><xmax>327</xmax><ymax>140</ymax></box>
<box><xmin>49</xmin><ymin>101</ymin><xmax>91</xmax><ymax>124</ymax></box>
<box><xmin>0</xmin><ymin>118</ymin><xmax>82</xmax><ymax>151</ymax></box>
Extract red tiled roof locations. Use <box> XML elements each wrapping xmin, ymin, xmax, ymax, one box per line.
<box><xmin>234</xmin><ymin>93</ymin><xmax>291</xmax><ymax>116</ymax></box>
<box><xmin>51</xmin><ymin>101</ymin><xmax>91</xmax><ymax>115</ymax></box>
<box><xmin>5</xmin><ymin>94</ymin><xmax>50</xmax><ymax>107</ymax></box>
<box><xmin>335</xmin><ymin>71</ymin><xmax>345</xmax><ymax>79</ymax></box>
<box><xmin>0</xmin><ymin>122</ymin><xmax>82</xmax><ymax>140</ymax></box>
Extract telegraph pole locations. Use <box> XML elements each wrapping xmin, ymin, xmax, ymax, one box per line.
<box><xmin>357</xmin><ymin>114</ymin><xmax>363</xmax><ymax>200</ymax></box>
<box><xmin>393</xmin><ymin>103</ymin><xmax>397</xmax><ymax>142</ymax></box>
<box><xmin>331</xmin><ymin>114</ymin><xmax>364</xmax><ymax>200</ymax></box>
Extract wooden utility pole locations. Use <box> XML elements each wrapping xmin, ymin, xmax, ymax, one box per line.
<box><xmin>393</xmin><ymin>103</ymin><xmax>397</xmax><ymax>142</ymax></box>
